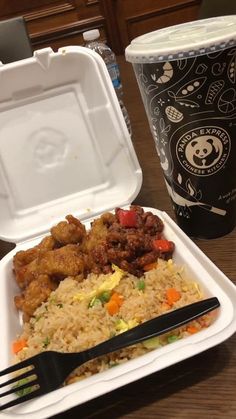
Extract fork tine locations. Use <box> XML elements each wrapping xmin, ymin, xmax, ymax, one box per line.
<box><xmin>0</xmin><ymin>357</ymin><xmax>35</xmax><ymax>377</ymax></box>
<box><xmin>0</xmin><ymin>368</ymin><xmax>35</xmax><ymax>389</ymax></box>
<box><xmin>0</xmin><ymin>387</ymin><xmax>43</xmax><ymax>411</ymax></box>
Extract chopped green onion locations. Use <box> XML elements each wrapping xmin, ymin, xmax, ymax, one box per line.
<box><xmin>34</xmin><ymin>315</ymin><xmax>42</xmax><ymax>322</ymax></box>
<box><xmin>49</xmin><ymin>296</ymin><xmax>56</xmax><ymax>304</ymax></box>
<box><xmin>167</xmin><ymin>335</ymin><xmax>179</xmax><ymax>343</ymax></box>
<box><xmin>109</xmin><ymin>361</ymin><xmax>119</xmax><ymax>368</ymax></box>
<box><xmin>142</xmin><ymin>337</ymin><xmax>161</xmax><ymax>349</ymax></box>
<box><xmin>14</xmin><ymin>378</ymin><xmax>33</xmax><ymax>397</ymax></box>
<box><xmin>42</xmin><ymin>336</ymin><xmax>50</xmax><ymax>348</ymax></box>
<box><xmin>57</xmin><ymin>303</ymin><xmax>63</xmax><ymax>308</ymax></box>
<box><xmin>88</xmin><ymin>297</ymin><xmax>101</xmax><ymax>308</ymax></box>
<box><xmin>115</xmin><ymin>319</ymin><xmax>128</xmax><ymax>331</ymax></box>
<box><xmin>137</xmin><ymin>279</ymin><xmax>145</xmax><ymax>291</ymax></box>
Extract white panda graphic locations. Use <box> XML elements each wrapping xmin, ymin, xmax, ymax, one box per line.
<box><xmin>185</xmin><ymin>135</ymin><xmax>222</xmax><ymax>169</ymax></box>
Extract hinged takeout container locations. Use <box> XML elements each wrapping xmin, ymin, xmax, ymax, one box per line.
<box><xmin>0</xmin><ymin>46</ymin><xmax>236</xmax><ymax>419</ymax></box>
<box><xmin>0</xmin><ymin>46</ymin><xmax>142</xmax><ymax>244</ymax></box>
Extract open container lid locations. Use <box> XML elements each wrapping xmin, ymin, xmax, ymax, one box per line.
<box><xmin>125</xmin><ymin>15</ymin><xmax>236</xmax><ymax>63</ymax></box>
<box><xmin>0</xmin><ymin>46</ymin><xmax>142</xmax><ymax>244</ymax></box>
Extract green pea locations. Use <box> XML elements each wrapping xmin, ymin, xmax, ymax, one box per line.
<box><xmin>137</xmin><ymin>280</ymin><xmax>145</xmax><ymax>291</ymax></box>
<box><xmin>98</xmin><ymin>291</ymin><xmax>111</xmax><ymax>303</ymax></box>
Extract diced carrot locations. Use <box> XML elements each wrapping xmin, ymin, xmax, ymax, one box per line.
<box><xmin>187</xmin><ymin>326</ymin><xmax>199</xmax><ymax>334</ymax></box>
<box><xmin>12</xmin><ymin>339</ymin><xmax>27</xmax><ymax>354</ymax></box>
<box><xmin>166</xmin><ymin>288</ymin><xmax>181</xmax><ymax>305</ymax></box>
<box><xmin>110</xmin><ymin>292</ymin><xmax>124</xmax><ymax>307</ymax></box>
<box><xmin>105</xmin><ymin>299</ymin><xmax>119</xmax><ymax>315</ymax></box>
<box><xmin>143</xmin><ymin>262</ymin><xmax>158</xmax><ymax>271</ymax></box>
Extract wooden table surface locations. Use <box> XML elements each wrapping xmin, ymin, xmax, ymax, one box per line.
<box><xmin>1</xmin><ymin>56</ymin><xmax>236</xmax><ymax>419</ymax></box>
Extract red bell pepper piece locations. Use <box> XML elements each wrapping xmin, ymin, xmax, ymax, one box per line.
<box><xmin>117</xmin><ymin>209</ymin><xmax>138</xmax><ymax>227</ymax></box>
<box><xmin>152</xmin><ymin>239</ymin><xmax>173</xmax><ymax>252</ymax></box>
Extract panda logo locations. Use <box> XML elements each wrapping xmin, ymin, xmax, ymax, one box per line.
<box><xmin>176</xmin><ymin>126</ymin><xmax>230</xmax><ymax>176</ymax></box>
<box><xmin>186</xmin><ymin>136</ymin><xmax>222</xmax><ymax>168</ymax></box>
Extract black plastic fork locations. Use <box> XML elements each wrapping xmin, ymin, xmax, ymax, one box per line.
<box><xmin>0</xmin><ymin>297</ymin><xmax>220</xmax><ymax>411</ymax></box>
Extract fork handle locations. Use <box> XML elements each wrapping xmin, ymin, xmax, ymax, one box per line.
<box><xmin>83</xmin><ymin>297</ymin><xmax>219</xmax><ymax>362</ymax></box>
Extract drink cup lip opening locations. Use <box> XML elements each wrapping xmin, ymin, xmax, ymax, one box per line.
<box><xmin>125</xmin><ymin>16</ymin><xmax>236</xmax><ymax>63</ymax></box>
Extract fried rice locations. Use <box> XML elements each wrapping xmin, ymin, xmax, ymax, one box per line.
<box><xmin>14</xmin><ymin>259</ymin><xmax>215</xmax><ymax>385</ymax></box>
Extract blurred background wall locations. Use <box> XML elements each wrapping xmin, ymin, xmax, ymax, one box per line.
<box><xmin>0</xmin><ymin>0</ymin><xmax>206</xmax><ymax>55</ymax></box>
<box><xmin>0</xmin><ymin>0</ymin><xmax>235</xmax><ymax>55</ymax></box>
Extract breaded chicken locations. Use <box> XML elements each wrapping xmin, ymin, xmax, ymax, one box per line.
<box><xmin>14</xmin><ymin>274</ymin><xmax>57</xmax><ymax>321</ymax></box>
<box><xmin>50</xmin><ymin>215</ymin><xmax>86</xmax><ymax>245</ymax></box>
<box><xmin>13</xmin><ymin>236</ymin><xmax>56</xmax><ymax>288</ymax></box>
<box><xmin>36</xmin><ymin>244</ymin><xmax>86</xmax><ymax>278</ymax></box>
<box><xmin>82</xmin><ymin>213</ymin><xmax>113</xmax><ymax>253</ymax></box>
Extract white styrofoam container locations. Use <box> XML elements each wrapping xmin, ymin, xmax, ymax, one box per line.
<box><xmin>0</xmin><ymin>46</ymin><xmax>142</xmax><ymax>244</ymax></box>
<box><xmin>0</xmin><ymin>47</ymin><xmax>236</xmax><ymax>419</ymax></box>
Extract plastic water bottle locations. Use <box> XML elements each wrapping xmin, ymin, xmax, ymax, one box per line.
<box><xmin>83</xmin><ymin>29</ymin><xmax>132</xmax><ymax>136</ymax></box>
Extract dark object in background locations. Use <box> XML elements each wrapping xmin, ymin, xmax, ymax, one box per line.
<box><xmin>199</xmin><ymin>0</ymin><xmax>236</xmax><ymax>18</ymax></box>
<box><xmin>0</xmin><ymin>16</ymin><xmax>32</xmax><ymax>64</ymax></box>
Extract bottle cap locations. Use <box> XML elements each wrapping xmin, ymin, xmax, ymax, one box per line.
<box><xmin>83</xmin><ymin>29</ymin><xmax>100</xmax><ymax>42</ymax></box>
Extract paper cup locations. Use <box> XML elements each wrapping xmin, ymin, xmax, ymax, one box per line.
<box><xmin>126</xmin><ymin>16</ymin><xmax>236</xmax><ymax>239</ymax></box>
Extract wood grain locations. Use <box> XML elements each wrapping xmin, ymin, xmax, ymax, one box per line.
<box><xmin>1</xmin><ymin>56</ymin><xmax>236</xmax><ymax>419</ymax></box>
<box><xmin>0</xmin><ymin>1</ymin><xmax>201</xmax><ymax>54</ymax></box>
<box><xmin>101</xmin><ymin>0</ymin><xmax>201</xmax><ymax>53</ymax></box>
